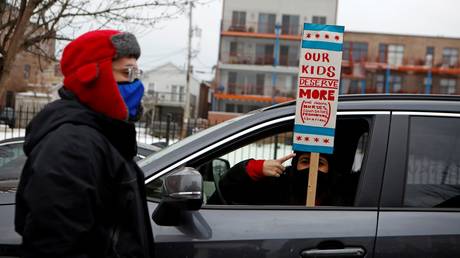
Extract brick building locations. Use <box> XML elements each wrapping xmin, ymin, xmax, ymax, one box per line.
<box><xmin>341</xmin><ymin>32</ymin><xmax>460</xmax><ymax>95</ymax></box>
<box><xmin>1</xmin><ymin>3</ymin><xmax>61</xmax><ymax>107</ymax></box>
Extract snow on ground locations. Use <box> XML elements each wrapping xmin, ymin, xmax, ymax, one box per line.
<box><xmin>0</xmin><ymin>125</ymin><xmax>26</xmax><ymax>140</ymax></box>
<box><xmin>0</xmin><ymin>124</ymin><xmax>172</xmax><ymax>146</ymax></box>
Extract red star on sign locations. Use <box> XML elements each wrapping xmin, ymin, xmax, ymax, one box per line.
<box><xmin>304</xmin><ymin>136</ymin><xmax>310</xmax><ymax>142</ymax></box>
<box><xmin>296</xmin><ymin>135</ymin><xmax>302</xmax><ymax>141</ymax></box>
<box><xmin>314</xmin><ymin>137</ymin><xmax>320</xmax><ymax>142</ymax></box>
<box><xmin>306</xmin><ymin>33</ymin><xmax>311</xmax><ymax>38</ymax></box>
<box><xmin>335</xmin><ymin>35</ymin><xmax>340</xmax><ymax>41</ymax></box>
<box><xmin>323</xmin><ymin>138</ymin><xmax>330</xmax><ymax>144</ymax></box>
<box><xmin>315</xmin><ymin>33</ymin><xmax>320</xmax><ymax>38</ymax></box>
<box><xmin>325</xmin><ymin>34</ymin><xmax>330</xmax><ymax>39</ymax></box>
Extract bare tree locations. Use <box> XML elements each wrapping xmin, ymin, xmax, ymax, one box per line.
<box><xmin>0</xmin><ymin>0</ymin><xmax>193</xmax><ymax>103</ymax></box>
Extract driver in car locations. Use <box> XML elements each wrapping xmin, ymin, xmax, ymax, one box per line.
<box><xmin>217</xmin><ymin>152</ymin><xmax>334</xmax><ymax>205</ymax></box>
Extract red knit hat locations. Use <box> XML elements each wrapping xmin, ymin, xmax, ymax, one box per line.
<box><xmin>60</xmin><ymin>30</ymin><xmax>141</xmax><ymax>120</ymax></box>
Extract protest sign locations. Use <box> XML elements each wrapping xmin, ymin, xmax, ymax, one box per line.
<box><xmin>292</xmin><ymin>23</ymin><xmax>344</xmax><ymax>206</ymax></box>
<box><xmin>293</xmin><ymin>23</ymin><xmax>344</xmax><ymax>154</ymax></box>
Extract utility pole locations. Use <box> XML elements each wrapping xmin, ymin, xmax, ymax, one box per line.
<box><xmin>271</xmin><ymin>23</ymin><xmax>281</xmax><ymax>159</ymax></box>
<box><xmin>271</xmin><ymin>23</ymin><xmax>281</xmax><ymax>104</ymax></box>
<box><xmin>182</xmin><ymin>1</ymin><xmax>193</xmax><ymax>138</ymax></box>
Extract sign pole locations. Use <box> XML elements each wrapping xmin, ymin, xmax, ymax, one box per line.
<box><xmin>306</xmin><ymin>152</ymin><xmax>319</xmax><ymax>207</ymax></box>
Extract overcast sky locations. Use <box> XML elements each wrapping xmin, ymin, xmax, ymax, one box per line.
<box><xmin>136</xmin><ymin>0</ymin><xmax>460</xmax><ymax>80</ymax></box>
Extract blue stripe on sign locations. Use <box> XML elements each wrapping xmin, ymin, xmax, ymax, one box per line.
<box><xmin>294</xmin><ymin>124</ymin><xmax>335</xmax><ymax>136</ymax></box>
<box><xmin>302</xmin><ymin>40</ymin><xmax>343</xmax><ymax>51</ymax></box>
<box><xmin>303</xmin><ymin>23</ymin><xmax>345</xmax><ymax>33</ymax></box>
<box><xmin>293</xmin><ymin>143</ymin><xmax>334</xmax><ymax>154</ymax></box>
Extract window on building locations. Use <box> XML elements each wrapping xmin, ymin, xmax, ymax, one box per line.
<box><xmin>312</xmin><ymin>16</ymin><xmax>326</xmax><ymax>24</ymax></box>
<box><xmin>179</xmin><ymin>86</ymin><xmax>185</xmax><ymax>102</ymax></box>
<box><xmin>290</xmin><ymin>75</ymin><xmax>297</xmax><ymax>96</ymax></box>
<box><xmin>440</xmin><ymin>78</ymin><xmax>457</xmax><ymax>94</ymax></box>
<box><xmin>442</xmin><ymin>48</ymin><xmax>459</xmax><ymax>67</ymax></box>
<box><xmin>342</xmin><ymin>42</ymin><xmax>368</xmax><ymax>61</ymax></box>
<box><xmin>281</xmin><ymin>15</ymin><xmax>299</xmax><ymax>35</ymax></box>
<box><xmin>349</xmin><ymin>80</ymin><xmax>361</xmax><ymax>94</ymax></box>
<box><xmin>426</xmin><ymin>46</ymin><xmax>434</xmax><ymax>66</ymax></box>
<box><xmin>229</xmin><ymin>42</ymin><xmax>238</xmax><ymax>57</ymax></box>
<box><xmin>23</xmin><ymin>64</ymin><xmax>31</xmax><ymax>80</ymax></box>
<box><xmin>255</xmin><ymin>44</ymin><xmax>274</xmax><ymax>65</ymax></box>
<box><xmin>236</xmin><ymin>104</ymin><xmax>244</xmax><ymax>113</ymax></box>
<box><xmin>280</xmin><ymin>46</ymin><xmax>289</xmax><ymax>66</ymax></box>
<box><xmin>289</xmin><ymin>45</ymin><xmax>299</xmax><ymax>66</ymax></box>
<box><xmin>375</xmin><ymin>74</ymin><xmax>385</xmax><ymax>93</ymax></box>
<box><xmin>391</xmin><ymin>75</ymin><xmax>403</xmax><ymax>92</ymax></box>
<box><xmin>258</xmin><ymin>13</ymin><xmax>276</xmax><ymax>33</ymax></box>
<box><xmin>227</xmin><ymin>72</ymin><xmax>237</xmax><ymax>94</ymax></box>
<box><xmin>170</xmin><ymin>85</ymin><xmax>185</xmax><ymax>102</ymax></box>
<box><xmin>404</xmin><ymin>117</ymin><xmax>460</xmax><ymax>208</ymax></box>
<box><xmin>225</xmin><ymin>103</ymin><xmax>235</xmax><ymax>112</ymax></box>
<box><xmin>256</xmin><ymin>74</ymin><xmax>265</xmax><ymax>95</ymax></box>
<box><xmin>231</xmin><ymin>11</ymin><xmax>246</xmax><ymax>31</ymax></box>
<box><xmin>378</xmin><ymin>44</ymin><xmax>387</xmax><ymax>63</ymax></box>
<box><xmin>279</xmin><ymin>45</ymin><xmax>299</xmax><ymax>67</ymax></box>
<box><xmin>387</xmin><ymin>44</ymin><xmax>404</xmax><ymax>66</ymax></box>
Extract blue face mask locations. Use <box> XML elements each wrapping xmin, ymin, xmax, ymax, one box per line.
<box><xmin>117</xmin><ymin>79</ymin><xmax>144</xmax><ymax>120</ymax></box>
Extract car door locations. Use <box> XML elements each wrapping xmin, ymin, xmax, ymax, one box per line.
<box><xmin>376</xmin><ymin>112</ymin><xmax>460</xmax><ymax>258</ymax></box>
<box><xmin>145</xmin><ymin>111</ymin><xmax>390</xmax><ymax>258</ymax></box>
<box><xmin>0</xmin><ymin>140</ymin><xmax>24</xmax><ymax>257</ymax></box>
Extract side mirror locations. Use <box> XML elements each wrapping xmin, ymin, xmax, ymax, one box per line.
<box><xmin>152</xmin><ymin>167</ymin><xmax>203</xmax><ymax>226</ymax></box>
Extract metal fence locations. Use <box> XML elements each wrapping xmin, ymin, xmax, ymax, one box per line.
<box><xmin>0</xmin><ymin>106</ymin><xmax>219</xmax><ymax>146</ymax></box>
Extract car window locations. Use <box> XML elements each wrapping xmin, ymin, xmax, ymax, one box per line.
<box><xmin>0</xmin><ymin>142</ymin><xmax>25</xmax><ymax>193</ymax></box>
<box><xmin>403</xmin><ymin>116</ymin><xmax>460</xmax><ymax>208</ymax></box>
<box><xmin>147</xmin><ymin>115</ymin><xmax>372</xmax><ymax>207</ymax></box>
<box><xmin>138</xmin><ymin>112</ymin><xmax>254</xmax><ymax>168</ymax></box>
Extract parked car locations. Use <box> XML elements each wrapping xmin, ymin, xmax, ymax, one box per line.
<box><xmin>0</xmin><ymin>137</ymin><xmax>162</xmax><ymax>194</ymax></box>
<box><xmin>1</xmin><ymin>94</ymin><xmax>459</xmax><ymax>258</ymax></box>
<box><xmin>0</xmin><ymin>107</ymin><xmax>15</xmax><ymax>128</ymax></box>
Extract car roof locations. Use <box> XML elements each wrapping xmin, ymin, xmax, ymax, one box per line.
<box><xmin>0</xmin><ymin>137</ymin><xmax>24</xmax><ymax>145</ymax></box>
<box><xmin>262</xmin><ymin>94</ymin><xmax>460</xmax><ymax>113</ymax></box>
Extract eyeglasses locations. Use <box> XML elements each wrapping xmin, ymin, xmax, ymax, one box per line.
<box><xmin>113</xmin><ymin>66</ymin><xmax>143</xmax><ymax>82</ymax></box>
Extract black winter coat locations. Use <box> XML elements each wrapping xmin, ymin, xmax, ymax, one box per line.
<box><xmin>15</xmin><ymin>89</ymin><xmax>154</xmax><ymax>258</ymax></box>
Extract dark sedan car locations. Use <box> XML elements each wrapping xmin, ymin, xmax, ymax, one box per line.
<box><xmin>0</xmin><ymin>137</ymin><xmax>162</xmax><ymax>194</ymax></box>
<box><xmin>1</xmin><ymin>94</ymin><xmax>459</xmax><ymax>258</ymax></box>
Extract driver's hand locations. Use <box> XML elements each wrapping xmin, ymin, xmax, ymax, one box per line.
<box><xmin>262</xmin><ymin>153</ymin><xmax>296</xmax><ymax>177</ymax></box>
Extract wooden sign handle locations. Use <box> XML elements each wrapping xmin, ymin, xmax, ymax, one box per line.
<box><xmin>306</xmin><ymin>152</ymin><xmax>320</xmax><ymax>207</ymax></box>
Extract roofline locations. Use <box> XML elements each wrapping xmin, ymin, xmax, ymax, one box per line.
<box><xmin>345</xmin><ymin>31</ymin><xmax>460</xmax><ymax>41</ymax></box>
<box><xmin>262</xmin><ymin>94</ymin><xmax>460</xmax><ymax>111</ymax></box>
<box><xmin>144</xmin><ymin>62</ymin><xmax>202</xmax><ymax>83</ymax></box>
<box><xmin>338</xmin><ymin>94</ymin><xmax>460</xmax><ymax>102</ymax></box>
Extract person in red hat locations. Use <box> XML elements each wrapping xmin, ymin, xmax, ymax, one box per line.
<box><xmin>15</xmin><ymin>30</ymin><xmax>154</xmax><ymax>257</ymax></box>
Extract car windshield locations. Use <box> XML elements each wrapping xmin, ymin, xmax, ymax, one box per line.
<box><xmin>138</xmin><ymin>112</ymin><xmax>254</xmax><ymax>168</ymax></box>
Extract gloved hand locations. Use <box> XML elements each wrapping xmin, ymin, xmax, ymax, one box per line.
<box><xmin>262</xmin><ymin>153</ymin><xmax>296</xmax><ymax>177</ymax></box>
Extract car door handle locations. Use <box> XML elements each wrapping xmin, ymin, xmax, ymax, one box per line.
<box><xmin>300</xmin><ymin>247</ymin><xmax>366</xmax><ymax>257</ymax></box>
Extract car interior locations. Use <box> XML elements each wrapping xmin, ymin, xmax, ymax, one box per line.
<box><xmin>147</xmin><ymin>116</ymin><xmax>372</xmax><ymax>207</ymax></box>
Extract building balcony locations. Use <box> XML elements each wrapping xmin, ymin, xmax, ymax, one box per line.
<box><xmin>221</xmin><ymin>51</ymin><xmax>299</xmax><ymax>67</ymax></box>
<box><xmin>341</xmin><ymin>57</ymin><xmax>460</xmax><ymax>76</ymax></box>
<box><xmin>144</xmin><ymin>91</ymin><xmax>196</xmax><ymax>108</ymax></box>
<box><xmin>221</xmin><ymin>20</ymin><xmax>302</xmax><ymax>40</ymax></box>
<box><xmin>214</xmin><ymin>93</ymin><xmax>294</xmax><ymax>104</ymax></box>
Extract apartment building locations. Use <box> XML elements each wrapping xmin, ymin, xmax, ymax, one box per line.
<box><xmin>213</xmin><ymin>0</ymin><xmax>338</xmax><ymax>113</ymax></box>
<box><xmin>341</xmin><ymin>32</ymin><xmax>460</xmax><ymax>94</ymax></box>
